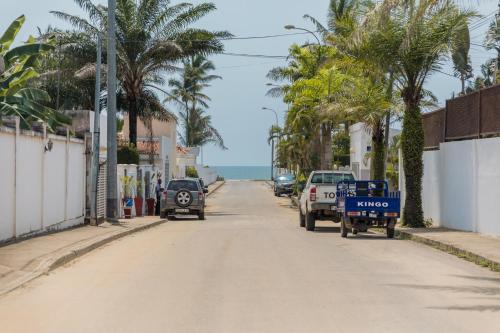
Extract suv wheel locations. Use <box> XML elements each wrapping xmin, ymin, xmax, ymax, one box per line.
<box><xmin>198</xmin><ymin>210</ymin><xmax>205</xmax><ymax>220</ymax></box>
<box><xmin>305</xmin><ymin>210</ymin><xmax>316</xmax><ymax>231</ymax></box>
<box><xmin>299</xmin><ymin>209</ymin><xmax>305</xmax><ymax>227</ymax></box>
<box><xmin>175</xmin><ymin>189</ymin><xmax>193</xmax><ymax>207</ymax></box>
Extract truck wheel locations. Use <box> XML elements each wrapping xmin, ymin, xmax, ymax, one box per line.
<box><xmin>341</xmin><ymin>218</ymin><xmax>348</xmax><ymax>238</ymax></box>
<box><xmin>305</xmin><ymin>210</ymin><xmax>316</xmax><ymax>231</ymax></box>
<box><xmin>387</xmin><ymin>227</ymin><xmax>395</xmax><ymax>239</ymax></box>
<box><xmin>299</xmin><ymin>209</ymin><xmax>305</xmax><ymax>227</ymax></box>
<box><xmin>160</xmin><ymin>210</ymin><xmax>167</xmax><ymax>219</ymax></box>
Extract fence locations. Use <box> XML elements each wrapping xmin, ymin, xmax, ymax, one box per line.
<box><xmin>422</xmin><ymin>137</ymin><xmax>500</xmax><ymax>236</ymax></box>
<box><xmin>0</xmin><ymin>119</ymin><xmax>86</xmax><ymax>243</ymax></box>
<box><xmin>423</xmin><ymin>85</ymin><xmax>500</xmax><ymax>149</ymax></box>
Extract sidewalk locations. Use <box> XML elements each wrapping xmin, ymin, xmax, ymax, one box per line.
<box><xmin>0</xmin><ymin>180</ymin><xmax>225</xmax><ymax>297</ymax></box>
<box><xmin>396</xmin><ymin>227</ymin><xmax>500</xmax><ymax>272</ymax></box>
<box><xmin>0</xmin><ymin>216</ymin><xmax>165</xmax><ymax>297</ymax></box>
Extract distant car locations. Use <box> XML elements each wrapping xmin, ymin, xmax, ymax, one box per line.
<box><xmin>274</xmin><ymin>174</ymin><xmax>296</xmax><ymax>197</ymax></box>
<box><xmin>161</xmin><ymin>179</ymin><xmax>206</xmax><ymax>220</ymax></box>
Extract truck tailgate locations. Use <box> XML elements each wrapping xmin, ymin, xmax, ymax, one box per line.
<box><xmin>314</xmin><ymin>185</ymin><xmax>338</xmax><ymax>203</ymax></box>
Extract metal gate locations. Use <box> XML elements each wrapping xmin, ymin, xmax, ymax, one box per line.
<box><xmin>97</xmin><ymin>161</ymin><xmax>107</xmax><ymax>219</ymax></box>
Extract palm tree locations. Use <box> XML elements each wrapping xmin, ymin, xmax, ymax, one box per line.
<box><xmin>52</xmin><ymin>0</ymin><xmax>230</xmax><ymax>145</ymax></box>
<box><xmin>168</xmin><ymin>55</ymin><xmax>224</xmax><ymax>149</ymax></box>
<box><xmin>361</xmin><ymin>0</ymin><xmax>474</xmax><ymax>227</ymax></box>
<box><xmin>452</xmin><ymin>24</ymin><xmax>473</xmax><ymax>94</ymax></box>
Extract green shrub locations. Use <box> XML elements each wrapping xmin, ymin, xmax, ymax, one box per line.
<box><xmin>216</xmin><ymin>175</ymin><xmax>225</xmax><ymax>181</ymax></box>
<box><xmin>118</xmin><ymin>145</ymin><xmax>139</xmax><ymax>165</ymax></box>
<box><xmin>186</xmin><ymin>166</ymin><xmax>199</xmax><ymax>178</ymax></box>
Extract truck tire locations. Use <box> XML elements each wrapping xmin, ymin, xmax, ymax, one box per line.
<box><xmin>160</xmin><ymin>210</ymin><xmax>167</xmax><ymax>219</ymax></box>
<box><xmin>341</xmin><ymin>218</ymin><xmax>348</xmax><ymax>238</ymax></box>
<box><xmin>387</xmin><ymin>227</ymin><xmax>395</xmax><ymax>239</ymax></box>
<box><xmin>305</xmin><ymin>210</ymin><xmax>316</xmax><ymax>231</ymax></box>
<box><xmin>299</xmin><ymin>209</ymin><xmax>305</xmax><ymax>227</ymax></box>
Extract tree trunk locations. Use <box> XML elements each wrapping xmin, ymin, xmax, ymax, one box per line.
<box><xmin>401</xmin><ymin>95</ymin><xmax>425</xmax><ymax>228</ymax></box>
<box><xmin>371</xmin><ymin>120</ymin><xmax>385</xmax><ymax>181</ymax></box>
<box><xmin>321</xmin><ymin>123</ymin><xmax>333</xmax><ymax>170</ymax></box>
<box><xmin>312</xmin><ymin>132</ymin><xmax>321</xmax><ymax>170</ymax></box>
<box><xmin>128</xmin><ymin>99</ymin><xmax>138</xmax><ymax>146</ymax></box>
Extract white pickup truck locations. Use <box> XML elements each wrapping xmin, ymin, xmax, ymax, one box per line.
<box><xmin>299</xmin><ymin>170</ymin><xmax>356</xmax><ymax>231</ymax></box>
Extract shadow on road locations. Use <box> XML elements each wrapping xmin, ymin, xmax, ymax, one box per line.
<box><xmin>314</xmin><ymin>226</ymin><xmax>340</xmax><ymax>233</ymax></box>
<box><xmin>206</xmin><ymin>212</ymin><xmax>241</xmax><ymax>217</ymax></box>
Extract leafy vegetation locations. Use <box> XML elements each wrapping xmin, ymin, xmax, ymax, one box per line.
<box><xmin>117</xmin><ymin>145</ymin><xmax>140</xmax><ymax>165</ymax></box>
<box><xmin>268</xmin><ymin>0</ymin><xmax>475</xmax><ymax>227</ymax></box>
<box><xmin>52</xmin><ymin>0</ymin><xmax>230</xmax><ymax>145</ymax></box>
<box><xmin>0</xmin><ymin>15</ymin><xmax>70</xmax><ymax>130</ymax></box>
<box><xmin>168</xmin><ymin>55</ymin><xmax>226</xmax><ymax>149</ymax></box>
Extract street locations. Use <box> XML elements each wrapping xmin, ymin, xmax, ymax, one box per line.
<box><xmin>0</xmin><ymin>181</ymin><xmax>499</xmax><ymax>333</ymax></box>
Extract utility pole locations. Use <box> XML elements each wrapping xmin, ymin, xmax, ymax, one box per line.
<box><xmin>106</xmin><ymin>0</ymin><xmax>118</xmax><ymax>221</ymax></box>
<box><xmin>90</xmin><ymin>34</ymin><xmax>102</xmax><ymax>226</ymax></box>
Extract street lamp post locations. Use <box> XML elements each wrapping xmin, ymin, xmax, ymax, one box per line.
<box><xmin>284</xmin><ymin>25</ymin><xmax>323</xmax><ymax>64</ymax></box>
<box><xmin>106</xmin><ymin>0</ymin><xmax>118</xmax><ymax>221</ymax></box>
<box><xmin>262</xmin><ymin>107</ymin><xmax>279</xmax><ymax>181</ymax></box>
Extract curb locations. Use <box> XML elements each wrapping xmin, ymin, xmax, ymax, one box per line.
<box><xmin>396</xmin><ymin>229</ymin><xmax>500</xmax><ymax>273</ymax></box>
<box><xmin>207</xmin><ymin>181</ymin><xmax>225</xmax><ymax>197</ymax></box>
<box><xmin>0</xmin><ymin>219</ymin><xmax>166</xmax><ymax>297</ymax></box>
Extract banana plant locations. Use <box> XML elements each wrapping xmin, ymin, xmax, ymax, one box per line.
<box><xmin>0</xmin><ymin>15</ymin><xmax>71</xmax><ymax>130</ymax></box>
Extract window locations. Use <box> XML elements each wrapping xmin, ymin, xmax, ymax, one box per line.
<box><xmin>167</xmin><ymin>180</ymin><xmax>199</xmax><ymax>192</ymax></box>
<box><xmin>277</xmin><ymin>174</ymin><xmax>295</xmax><ymax>182</ymax></box>
<box><xmin>311</xmin><ymin>173</ymin><xmax>354</xmax><ymax>184</ymax></box>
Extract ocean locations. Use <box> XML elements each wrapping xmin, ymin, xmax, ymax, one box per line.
<box><xmin>213</xmin><ymin>166</ymin><xmax>272</xmax><ymax>180</ymax></box>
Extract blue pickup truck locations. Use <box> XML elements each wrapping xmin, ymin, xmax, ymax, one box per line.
<box><xmin>336</xmin><ymin>181</ymin><xmax>400</xmax><ymax>238</ymax></box>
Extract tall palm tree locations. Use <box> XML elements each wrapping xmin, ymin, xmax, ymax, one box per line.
<box><xmin>361</xmin><ymin>0</ymin><xmax>474</xmax><ymax>227</ymax></box>
<box><xmin>452</xmin><ymin>24</ymin><xmax>473</xmax><ymax>94</ymax></box>
<box><xmin>52</xmin><ymin>0</ymin><xmax>230</xmax><ymax>145</ymax></box>
<box><xmin>168</xmin><ymin>55</ymin><xmax>225</xmax><ymax>149</ymax></box>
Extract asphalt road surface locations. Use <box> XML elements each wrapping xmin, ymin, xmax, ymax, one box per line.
<box><xmin>1</xmin><ymin>181</ymin><xmax>499</xmax><ymax>333</ymax></box>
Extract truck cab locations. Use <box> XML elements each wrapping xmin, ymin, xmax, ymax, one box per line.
<box><xmin>299</xmin><ymin>170</ymin><xmax>356</xmax><ymax>231</ymax></box>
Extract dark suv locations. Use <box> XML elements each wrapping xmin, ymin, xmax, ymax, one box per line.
<box><xmin>274</xmin><ymin>174</ymin><xmax>296</xmax><ymax>197</ymax></box>
<box><xmin>161</xmin><ymin>179</ymin><xmax>206</xmax><ymax>220</ymax></box>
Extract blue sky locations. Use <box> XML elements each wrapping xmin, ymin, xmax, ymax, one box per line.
<box><xmin>2</xmin><ymin>0</ymin><xmax>497</xmax><ymax>166</ymax></box>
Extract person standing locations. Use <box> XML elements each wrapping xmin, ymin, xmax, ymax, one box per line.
<box><xmin>155</xmin><ymin>178</ymin><xmax>162</xmax><ymax>215</ymax></box>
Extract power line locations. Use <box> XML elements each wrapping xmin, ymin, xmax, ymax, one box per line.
<box><xmin>221</xmin><ymin>52</ymin><xmax>287</xmax><ymax>59</ymax></box>
<box><xmin>221</xmin><ymin>31</ymin><xmax>315</xmax><ymax>40</ymax></box>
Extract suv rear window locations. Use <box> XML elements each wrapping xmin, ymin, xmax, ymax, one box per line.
<box><xmin>167</xmin><ymin>180</ymin><xmax>199</xmax><ymax>192</ymax></box>
<box><xmin>311</xmin><ymin>173</ymin><xmax>354</xmax><ymax>184</ymax></box>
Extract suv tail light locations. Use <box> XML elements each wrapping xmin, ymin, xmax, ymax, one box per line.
<box><xmin>310</xmin><ymin>186</ymin><xmax>317</xmax><ymax>201</ymax></box>
<box><xmin>198</xmin><ymin>191</ymin><xmax>203</xmax><ymax>201</ymax></box>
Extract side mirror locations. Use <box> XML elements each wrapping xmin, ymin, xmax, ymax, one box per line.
<box><xmin>203</xmin><ymin>188</ymin><xmax>209</xmax><ymax>194</ymax></box>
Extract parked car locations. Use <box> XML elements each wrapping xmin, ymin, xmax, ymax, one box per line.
<box><xmin>299</xmin><ymin>170</ymin><xmax>356</xmax><ymax>231</ymax></box>
<box><xmin>161</xmin><ymin>179</ymin><xmax>206</xmax><ymax>220</ymax></box>
<box><xmin>274</xmin><ymin>174</ymin><xmax>296</xmax><ymax>197</ymax></box>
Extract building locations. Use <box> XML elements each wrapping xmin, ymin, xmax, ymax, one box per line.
<box><xmin>122</xmin><ymin>115</ymin><xmax>178</xmax><ymax>181</ymax></box>
<box><xmin>349</xmin><ymin>122</ymin><xmax>401</xmax><ymax>180</ymax></box>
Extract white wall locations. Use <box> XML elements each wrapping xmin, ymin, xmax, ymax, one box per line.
<box><xmin>422</xmin><ymin>137</ymin><xmax>500</xmax><ymax>236</ymax></box>
<box><xmin>0</xmin><ymin>123</ymin><xmax>86</xmax><ymax>243</ymax></box>
<box><xmin>350</xmin><ymin>122</ymin><xmax>401</xmax><ymax>180</ymax></box>
<box><xmin>196</xmin><ymin>165</ymin><xmax>218</xmax><ymax>185</ymax></box>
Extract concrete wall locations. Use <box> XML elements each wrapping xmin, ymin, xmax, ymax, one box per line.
<box><xmin>0</xmin><ymin>123</ymin><xmax>86</xmax><ymax>243</ymax></box>
<box><xmin>421</xmin><ymin>137</ymin><xmax>500</xmax><ymax>236</ymax></box>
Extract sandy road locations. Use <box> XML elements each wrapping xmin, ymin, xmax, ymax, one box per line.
<box><xmin>0</xmin><ymin>181</ymin><xmax>499</xmax><ymax>332</ymax></box>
